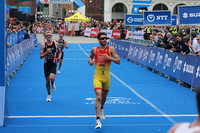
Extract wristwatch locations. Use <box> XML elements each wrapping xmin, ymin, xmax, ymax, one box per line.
<box><xmin>196</xmin><ymin>51</ymin><xmax>199</xmax><ymax>54</ymax></box>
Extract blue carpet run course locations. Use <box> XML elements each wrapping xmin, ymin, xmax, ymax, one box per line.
<box><xmin>0</xmin><ymin>43</ymin><xmax>197</xmax><ymax>133</ymax></box>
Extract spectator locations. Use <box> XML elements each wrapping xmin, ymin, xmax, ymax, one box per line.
<box><xmin>170</xmin><ymin>33</ymin><xmax>188</xmax><ymax>53</ymax></box>
<box><xmin>164</xmin><ymin>32</ymin><xmax>174</xmax><ymax>50</ymax></box>
<box><xmin>188</xmin><ymin>35</ymin><xmax>200</xmax><ymax>56</ymax></box>
<box><xmin>155</xmin><ymin>32</ymin><xmax>165</xmax><ymax>48</ymax></box>
<box><xmin>182</xmin><ymin>36</ymin><xmax>192</xmax><ymax>56</ymax></box>
<box><xmin>24</xmin><ymin>30</ymin><xmax>30</xmax><ymax>40</ymax></box>
<box><xmin>163</xmin><ymin>26</ymin><xmax>170</xmax><ymax>44</ymax></box>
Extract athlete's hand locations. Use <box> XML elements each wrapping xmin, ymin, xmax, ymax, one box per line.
<box><xmin>102</xmin><ymin>54</ymin><xmax>111</xmax><ymax>60</ymax></box>
<box><xmin>46</xmin><ymin>48</ymin><xmax>51</xmax><ymax>53</ymax></box>
<box><xmin>88</xmin><ymin>60</ymin><xmax>95</xmax><ymax>66</ymax></box>
<box><xmin>57</xmin><ymin>58</ymin><xmax>60</xmax><ymax>63</ymax></box>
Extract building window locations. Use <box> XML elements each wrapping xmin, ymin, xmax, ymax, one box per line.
<box><xmin>112</xmin><ymin>3</ymin><xmax>127</xmax><ymax>13</ymax></box>
<box><xmin>153</xmin><ymin>3</ymin><xmax>168</xmax><ymax>10</ymax></box>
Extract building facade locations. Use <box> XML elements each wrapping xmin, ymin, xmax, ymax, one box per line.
<box><xmin>104</xmin><ymin>0</ymin><xmax>200</xmax><ymax>22</ymax></box>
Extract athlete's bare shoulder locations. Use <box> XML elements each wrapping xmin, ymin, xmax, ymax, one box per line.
<box><xmin>91</xmin><ymin>47</ymin><xmax>97</xmax><ymax>54</ymax></box>
<box><xmin>40</xmin><ymin>42</ymin><xmax>45</xmax><ymax>49</ymax></box>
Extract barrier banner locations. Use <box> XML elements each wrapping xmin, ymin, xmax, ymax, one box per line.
<box><xmin>180</xmin><ymin>54</ymin><xmax>198</xmax><ymax>85</ymax></box>
<box><xmin>7</xmin><ymin>48</ymin><xmax>13</xmax><ymax>77</ymax></box>
<box><xmin>7</xmin><ymin>33</ymin><xmax>19</xmax><ymax>47</ymax></box>
<box><xmin>37</xmin><ymin>27</ymin><xmax>43</xmax><ymax>33</ymax></box>
<box><xmin>126</xmin><ymin>31</ymin><xmax>132</xmax><ymax>39</ymax></box>
<box><xmin>140</xmin><ymin>46</ymin><xmax>150</xmax><ymax>66</ymax></box>
<box><xmin>33</xmin><ymin>33</ymin><xmax>38</xmax><ymax>46</ymax></box>
<box><xmin>192</xmin><ymin>57</ymin><xmax>200</xmax><ymax>88</ymax></box>
<box><xmin>112</xmin><ymin>30</ymin><xmax>121</xmax><ymax>39</ymax></box>
<box><xmin>118</xmin><ymin>41</ymin><xmax>130</xmax><ymax>58</ymax></box>
<box><xmin>84</xmin><ymin>28</ymin><xmax>91</xmax><ymax>36</ymax></box>
<box><xmin>160</xmin><ymin>50</ymin><xmax>175</xmax><ymax>76</ymax></box>
<box><xmin>169</xmin><ymin>53</ymin><xmax>185</xmax><ymax>80</ymax></box>
<box><xmin>59</xmin><ymin>27</ymin><xmax>65</xmax><ymax>34</ymax></box>
<box><xmin>18</xmin><ymin>31</ymin><xmax>24</xmax><ymax>44</ymax></box>
<box><xmin>100</xmin><ymin>29</ymin><xmax>112</xmax><ymax>38</ymax></box>
<box><xmin>137</xmin><ymin>45</ymin><xmax>144</xmax><ymax>64</ymax></box>
<box><xmin>127</xmin><ymin>43</ymin><xmax>134</xmax><ymax>61</ymax></box>
<box><xmin>90</xmin><ymin>29</ymin><xmax>100</xmax><ymax>37</ymax></box>
<box><xmin>146</xmin><ymin>47</ymin><xmax>157</xmax><ymax>68</ymax></box>
<box><xmin>154</xmin><ymin>48</ymin><xmax>165</xmax><ymax>72</ymax></box>
<box><xmin>132</xmin><ymin>31</ymin><xmax>145</xmax><ymax>39</ymax></box>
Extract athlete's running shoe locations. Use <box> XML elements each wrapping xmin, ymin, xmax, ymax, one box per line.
<box><xmin>51</xmin><ymin>83</ymin><xmax>56</xmax><ymax>92</ymax></box>
<box><xmin>100</xmin><ymin>109</ymin><xmax>105</xmax><ymax>120</ymax></box>
<box><xmin>95</xmin><ymin>120</ymin><xmax>102</xmax><ymax>129</ymax></box>
<box><xmin>58</xmin><ymin>70</ymin><xmax>60</xmax><ymax>74</ymax></box>
<box><xmin>46</xmin><ymin>95</ymin><xmax>51</xmax><ymax>102</ymax></box>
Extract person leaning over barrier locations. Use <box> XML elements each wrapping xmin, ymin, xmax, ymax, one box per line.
<box><xmin>164</xmin><ymin>32</ymin><xmax>174</xmax><ymax>50</ymax></box>
<box><xmin>170</xmin><ymin>33</ymin><xmax>188</xmax><ymax>53</ymax></box>
<box><xmin>187</xmin><ymin>35</ymin><xmax>200</xmax><ymax>56</ymax></box>
<box><xmin>167</xmin><ymin>86</ymin><xmax>200</xmax><ymax>133</ymax></box>
<box><xmin>181</xmin><ymin>36</ymin><xmax>192</xmax><ymax>56</ymax></box>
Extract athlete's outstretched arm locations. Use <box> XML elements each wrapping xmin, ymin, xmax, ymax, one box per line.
<box><xmin>103</xmin><ymin>47</ymin><xmax>120</xmax><ymax>64</ymax></box>
<box><xmin>167</xmin><ymin>123</ymin><xmax>182</xmax><ymax>133</ymax></box>
<box><xmin>88</xmin><ymin>47</ymin><xmax>95</xmax><ymax>66</ymax></box>
<box><xmin>40</xmin><ymin>43</ymin><xmax>50</xmax><ymax>59</ymax></box>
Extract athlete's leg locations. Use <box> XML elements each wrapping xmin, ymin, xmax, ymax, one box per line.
<box><xmin>58</xmin><ymin>59</ymin><xmax>63</xmax><ymax>70</ymax></box>
<box><xmin>45</xmin><ymin>76</ymin><xmax>51</xmax><ymax>95</ymax></box>
<box><xmin>101</xmin><ymin>91</ymin><xmax>108</xmax><ymax>109</ymax></box>
<box><xmin>50</xmin><ymin>73</ymin><xmax>56</xmax><ymax>85</ymax></box>
<box><xmin>95</xmin><ymin>89</ymin><xmax>102</xmax><ymax>120</ymax></box>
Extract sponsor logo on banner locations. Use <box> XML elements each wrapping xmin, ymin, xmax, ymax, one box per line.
<box><xmin>173</xmin><ymin>56</ymin><xmax>183</xmax><ymax>72</ymax></box>
<box><xmin>128</xmin><ymin>45</ymin><xmax>133</xmax><ymax>56</ymax></box>
<box><xmin>196</xmin><ymin>66</ymin><xmax>200</xmax><ymax>78</ymax></box>
<box><xmin>85</xmin><ymin>97</ymin><xmax>140</xmax><ymax>105</ymax></box>
<box><xmin>149</xmin><ymin>50</ymin><xmax>155</xmax><ymax>63</ymax></box>
<box><xmin>127</xmin><ymin>17</ymin><xmax>134</xmax><ymax>23</ymax></box>
<box><xmin>183</xmin><ymin>12</ymin><xmax>200</xmax><ymax>19</ymax></box>
<box><xmin>132</xmin><ymin>46</ymin><xmax>138</xmax><ymax>58</ymax></box>
<box><xmin>147</xmin><ymin>14</ymin><xmax>168</xmax><ymax>22</ymax></box>
<box><xmin>183</xmin><ymin>62</ymin><xmax>195</xmax><ymax>74</ymax></box>
<box><xmin>138</xmin><ymin>47</ymin><xmax>143</xmax><ymax>60</ymax></box>
<box><xmin>163</xmin><ymin>54</ymin><xmax>172</xmax><ymax>69</ymax></box>
<box><xmin>142</xmin><ymin>48</ymin><xmax>149</xmax><ymax>61</ymax></box>
<box><xmin>155</xmin><ymin>52</ymin><xmax>163</xmax><ymax>66</ymax></box>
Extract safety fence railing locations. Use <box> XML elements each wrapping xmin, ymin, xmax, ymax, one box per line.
<box><xmin>7</xmin><ymin>33</ymin><xmax>38</xmax><ymax>86</ymax></box>
<box><xmin>109</xmin><ymin>38</ymin><xmax>199</xmax><ymax>91</ymax></box>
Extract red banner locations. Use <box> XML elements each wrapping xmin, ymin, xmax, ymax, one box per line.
<box><xmin>111</xmin><ymin>30</ymin><xmax>121</xmax><ymax>38</ymax></box>
<box><xmin>90</xmin><ymin>29</ymin><xmax>100</xmax><ymax>37</ymax></box>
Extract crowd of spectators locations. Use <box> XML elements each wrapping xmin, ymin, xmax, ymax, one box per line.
<box><xmin>145</xmin><ymin>25</ymin><xmax>200</xmax><ymax>57</ymax></box>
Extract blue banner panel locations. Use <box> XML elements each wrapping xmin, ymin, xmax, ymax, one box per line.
<box><xmin>127</xmin><ymin>43</ymin><xmax>134</xmax><ymax>60</ymax></box>
<box><xmin>154</xmin><ymin>48</ymin><xmax>165</xmax><ymax>72</ymax></box>
<box><xmin>33</xmin><ymin>33</ymin><xmax>38</xmax><ymax>46</ymax></box>
<box><xmin>179</xmin><ymin>5</ymin><xmax>200</xmax><ymax>25</ymax></box>
<box><xmin>146</xmin><ymin>47</ymin><xmax>157</xmax><ymax>68</ymax></box>
<box><xmin>133</xmin><ymin>0</ymin><xmax>152</xmax><ymax>4</ymax></box>
<box><xmin>18</xmin><ymin>31</ymin><xmax>24</xmax><ymax>44</ymax></box>
<box><xmin>127</xmin><ymin>43</ymin><xmax>140</xmax><ymax>62</ymax></box>
<box><xmin>125</xmin><ymin>14</ymin><xmax>143</xmax><ymax>26</ymax></box>
<box><xmin>143</xmin><ymin>11</ymin><xmax>171</xmax><ymax>25</ymax></box>
<box><xmin>192</xmin><ymin>57</ymin><xmax>200</xmax><ymax>88</ymax></box>
<box><xmin>140</xmin><ymin>46</ymin><xmax>150</xmax><ymax>66</ymax></box>
<box><xmin>172</xmin><ymin>15</ymin><xmax>177</xmax><ymax>26</ymax></box>
<box><xmin>137</xmin><ymin>45</ymin><xmax>144</xmax><ymax>64</ymax></box>
<box><xmin>180</xmin><ymin>54</ymin><xmax>198</xmax><ymax>85</ymax></box>
<box><xmin>169</xmin><ymin>53</ymin><xmax>185</xmax><ymax>80</ymax></box>
<box><xmin>160</xmin><ymin>50</ymin><xmax>175</xmax><ymax>76</ymax></box>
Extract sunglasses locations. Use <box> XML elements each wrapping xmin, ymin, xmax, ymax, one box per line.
<box><xmin>46</xmin><ymin>35</ymin><xmax>52</xmax><ymax>37</ymax></box>
<box><xmin>100</xmin><ymin>37</ymin><xmax>108</xmax><ymax>40</ymax></box>
<box><xmin>59</xmin><ymin>36</ymin><xmax>63</xmax><ymax>37</ymax></box>
<box><xmin>197</xmin><ymin>39</ymin><xmax>200</xmax><ymax>40</ymax></box>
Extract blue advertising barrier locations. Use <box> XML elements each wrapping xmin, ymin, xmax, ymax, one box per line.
<box><xmin>146</xmin><ymin>47</ymin><xmax>158</xmax><ymax>68</ymax></box>
<box><xmin>110</xmin><ymin>38</ymin><xmax>200</xmax><ymax>89</ymax></box>
<box><xmin>160</xmin><ymin>50</ymin><xmax>175</xmax><ymax>76</ymax></box>
<box><xmin>169</xmin><ymin>53</ymin><xmax>185</xmax><ymax>80</ymax></box>
<box><xmin>180</xmin><ymin>54</ymin><xmax>198</xmax><ymax>85</ymax></box>
<box><xmin>33</xmin><ymin>33</ymin><xmax>38</xmax><ymax>46</ymax></box>
<box><xmin>192</xmin><ymin>57</ymin><xmax>200</xmax><ymax>88</ymax></box>
<box><xmin>153</xmin><ymin>48</ymin><xmax>165</xmax><ymax>72</ymax></box>
<box><xmin>18</xmin><ymin>31</ymin><xmax>24</xmax><ymax>44</ymax></box>
<box><xmin>7</xmin><ymin>31</ymin><xmax>26</xmax><ymax>47</ymax></box>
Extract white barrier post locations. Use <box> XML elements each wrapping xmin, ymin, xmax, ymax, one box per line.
<box><xmin>0</xmin><ymin>0</ymin><xmax>7</xmax><ymax>127</ymax></box>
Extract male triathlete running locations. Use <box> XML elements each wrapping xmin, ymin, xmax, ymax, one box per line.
<box><xmin>40</xmin><ymin>30</ymin><xmax>61</xmax><ymax>102</ymax></box>
<box><xmin>88</xmin><ymin>32</ymin><xmax>120</xmax><ymax>129</ymax></box>
<box><xmin>56</xmin><ymin>33</ymin><xmax>68</xmax><ymax>74</ymax></box>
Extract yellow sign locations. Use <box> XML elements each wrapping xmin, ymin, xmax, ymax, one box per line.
<box><xmin>65</xmin><ymin>12</ymin><xmax>90</xmax><ymax>21</ymax></box>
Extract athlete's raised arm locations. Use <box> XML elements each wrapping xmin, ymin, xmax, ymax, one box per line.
<box><xmin>88</xmin><ymin>47</ymin><xmax>96</xmax><ymax>66</ymax></box>
<box><xmin>102</xmin><ymin>46</ymin><xmax>120</xmax><ymax>64</ymax></box>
